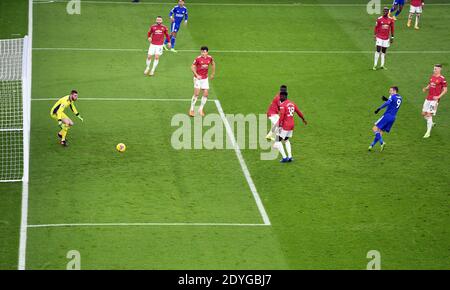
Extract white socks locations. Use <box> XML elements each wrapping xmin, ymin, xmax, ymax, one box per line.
<box><xmin>275</xmin><ymin>142</ymin><xmax>287</xmax><ymax>159</ymax></box>
<box><xmin>380</xmin><ymin>53</ymin><xmax>385</xmax><ymax>67</ymax></box>
<box><xmin>270</xmin><ymin>123</ymin><xmax>279</xmax><ymax>133</ymax></box>
<box><xmin>151</xmin><ymin>59</ymin><xmax>159</xmax><ymax>73</ymax></box>
<box><xmin>146</xmin><ymin>58</ymin><xmax>151</xmax><ymax>69</ymax></box>
<box><xmin>199</xmin><ymin>96</ymin><xmax>208</xmax><ymax>110</ymax></box>
<box><xmin>426</xmin><ymin>116</ymin><xmax>433</xmax><ymax>134</ymax></box>
<box><xmin>415</xmin><ymin>15</ymin><xmax>420</xmax><ymax>27</ymax></box>
<box><xmin>374</xmin><ymin>52</ymin><xmax>380</xmax><ymax>67</ymax></box>
<box><xmin>190</xmin><ymin>95</ymin><xmax>198</xmax><ymax>111</ymax></box>
<box><xmin>285</xmin><ymin>140</ymin><xmax>292</xmax><ymax>158</ymax></box>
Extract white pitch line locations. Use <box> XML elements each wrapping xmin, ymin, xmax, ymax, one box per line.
<box><xmin>32</xmin><ymin>0</ymin><xmax>450</xmax><ymax>7</ymax></box>
<box><xmin>27</xmin><ymin>222</ymin><xmax>269</xmax><ymax>228</ymax></box>
<box><xmin>32</xmin><ymin>98</ymin><xmax>194</xmax><ymax>101</ymax></box>
<box><xmin>32</xmin><ymin>47</ymin><xmax>450</xmax><ymax>54</ymax></box>
<box><xmin>215</xmin><ymin>99</ymin><xmax>271</xmax><ymax>226</ymax></box>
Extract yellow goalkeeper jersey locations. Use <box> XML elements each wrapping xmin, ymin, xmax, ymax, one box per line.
<box><xmin>50</xmin><ymin>95</ymin><xmax>79</xmax><ymax>120</ymax></box>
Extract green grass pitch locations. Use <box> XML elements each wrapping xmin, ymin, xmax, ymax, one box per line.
<box><xmin>0</xmin><ymin>0</ymin><xmax>449</xmax><ymax>269</ymax></box>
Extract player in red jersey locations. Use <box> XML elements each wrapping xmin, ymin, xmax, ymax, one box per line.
<box><xmin>422</xmin><ymin>64</ymin><xmax>448</xmax><ymax>138</ymax></box>
<box><xmin>373</xmin><ymin>7</ymin><xmax>395</xmax><ymax>71</ymax></box>
<box><xmin>408</xmin><ymin>0</ymin><xmax>424</xmax><ymax>29</ymax></box>
<box><xmin>265</xmin><ymin>85</ymin><xmax>287</xmax><ymax>141</ymax></box>
<box><xmin>144</xmin><ymin>16</ymin><xmax>171</xmax><ymax>76</ymax></box>
<box><xmin>275</xmin><ymin>92</ymin><xmax>307</xmax><ymax>163</ymax></box>
<box><xmin>189</xmin><ymin>46</ymin><xmax>215</xmax><ymax>117</ymax></box>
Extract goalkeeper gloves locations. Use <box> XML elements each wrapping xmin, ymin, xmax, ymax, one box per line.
<box><xmin>381</xmin><ymin>95</ymin><xmax>389</xmax><ymax>101</ymax></box>
<box><xmin>58</xmin><ymin>120</ymin><xmax>64</xmax><ymax>129</ymax></box>
<box><xmin>76</xmin><ymin>114</ymin><xmax>84</xmax><ymax>122</ymax></box>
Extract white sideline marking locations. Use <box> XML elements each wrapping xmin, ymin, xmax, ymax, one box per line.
<box><xmin>28</xmin><ymin>222</ymin><xmax>268</xmax><ymax>228</ymax></box>
<box><xmin>215</xmin><ymin>100</ymin><xmax>271</xmax><ymax>226</ymax></box>
<box><xmin>32</xmin><ymin>0</ymin><xmax>450</xmax><ymax>7</ymax></box>
<box><xmin>32</xmin><ymin>98</ymin><xmax>194</xmax><ymax>101</ymax></box>
<box><xmin>33</xmin><ymin>47</ymin><xmax>450</xmax><ymax>54</ymax></box>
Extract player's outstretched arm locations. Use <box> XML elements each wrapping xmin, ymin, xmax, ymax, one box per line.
<box><xmin>295</xmin><ymin>106</ymin><xmax>307</xmax><ymax>125</ymax></box>
<box><xmin>70</xmin><ymin>103</ymin><xmax>83</xmax><ymax>122</ymax></box>
<box><xmin>422</xmin><ymin>84</ymin><xmax>430</xmax><ymax>92</ymax></box>
<box><xmin>375</xmin><ymin>99</ymin><xmax>391</xmax><ymax>114</ymax></box>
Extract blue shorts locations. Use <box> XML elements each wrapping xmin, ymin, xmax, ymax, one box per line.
<box><xmin>170</xmin><ymin>22</ymin><xmax>181</xmax><ymax>33</ymax></box>
<box><xmin>393</xmin><ymin>0</ymin><xmax>405</xmax><ymax>6</ymax></box>
<box><xmin>375</xmin><ymin>115</ymin><xmax>396</xmax><ymax>133</ymax></box>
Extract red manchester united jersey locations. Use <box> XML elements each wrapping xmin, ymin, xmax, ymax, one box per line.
<box><xmin>278</xmin><ymin>100</ymin><xmax>305</xmax><ymax>131</ymax></box>
<box><xmin>427</xmin><ymin>75</ymin><xmax>447</xmax><ymax>101</ymax></box>
<box><xmin>193</xmin><ymin>55</ymin><xmax>214</xmax><ymax>79</ymax></box>
<box><xmin>375</xmin><ymin>16</ymin><xmax>394</xmax><ymax>40</ymax></box>
<box><xmin>266</xmin><ymin>94</ymin><xmax>281</xmax><ymax>116</ymax></box>
<box><xmin>147</xmin><ymin>24</ymin><xmax>170</xmax><ymax>45</ymax></box>
<box><xmin>411</xmin><ymin>0</ymin><xmax>423</xmax><ymax>7</ymax></box>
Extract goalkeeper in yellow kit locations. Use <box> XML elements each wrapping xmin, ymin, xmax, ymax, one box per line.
<box><xmin>50</xmin><ymin>90</ymin><xmax>83</xmax><ymax>146</ymax></box>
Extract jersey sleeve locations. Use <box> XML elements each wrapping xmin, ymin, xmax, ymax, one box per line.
<box><xmin>164</xmin><ymin>27</ymin><xmax>170</xmax><ymax>42</ymax></box>
<box><xmin>147</xmin><ymin>27</ymin><xmax>153</xmax><ymax>38</ymax></box>
<box><xmin>442</xmin><ymin>77</ymin><xmax>448</xmax><ymax>87</ymax></box>
<box><xmin>390</xmin><ymin>20</ymin><xmax>395</xmax><ymax>36</ymax></box>
<box><xmin>169</xmin><ymin>7</ymin><xmax>175</xmax><ymax>17</ymax></box>
<box><xmin>295</xmin><ymin>104</ymin><xmax>305</xmax><ymax>120</ymax></box>
<box><xmin>374</xmin><ymin>20</ymin><xmax>379</xmax><ymax>35</ymax></box>
<box><xmin>184</xmin><ymin>8</ymin><xmax>188</xmax><ymax>21</ymax></box>
<box><xmin>70</xmin><ymin>102</ymin><xmax>79</xmax><ymax>116</ymax></box>
<box><xmin>378</xmin><ymin>98</ymin><xmax>392</xmax><ymax>110</ymax></box>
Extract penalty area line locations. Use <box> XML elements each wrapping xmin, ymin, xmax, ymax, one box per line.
<box><xmin>27</xmin><ymin>222</ymin><xmax>270</xmax><ymax>228</ymax></box>
<box><xmin>32</xmin><ymin>47</ymin><xmax>450</xmax><ymax>54</ymax></box>
<box><xmin>31</xmin><ymin>98</ymin><xmax>216</xmax><ymax>102</ymax></box>
<box><xmin>215</xmin><ymin>99</ymin><xmax>271</xmax><ymax>226</ymax></box>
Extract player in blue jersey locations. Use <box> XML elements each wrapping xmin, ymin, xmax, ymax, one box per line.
<box><xmin>369</xmin><ymin>86</ymin><xmax>403</xmax><ymax>152</ymax></box>
<box><xmin>389</xmin><ymin>0</ymin><xmax>405</xmax><ymax>20</ymax></box>
<box><xmin>164</xmin><ymin>0</ymin><xmax>188</xmax><ymax>53</ymax></box>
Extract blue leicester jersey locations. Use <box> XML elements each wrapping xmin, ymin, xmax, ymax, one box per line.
<box><xmin>381</xmin><ymin>94</ymin><xmax>402</xmax><ymax>117</ymax></box>
<box><xmin>169</xmin><ymin>5</ymin><xmax>188</xmax><ymax>24</ymax></box>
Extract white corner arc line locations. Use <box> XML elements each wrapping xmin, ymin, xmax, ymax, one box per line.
<box><xmin>214</xmin><ymin>99</ymin><xmax>271</xmax><ymax>226</ymax></box>
<box><xmin>27</xmin><ymin>222</ymin><xmax>269</xmax><ymax>228</ymax></box>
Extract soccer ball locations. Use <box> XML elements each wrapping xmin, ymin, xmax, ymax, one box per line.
<box><xmin>116</xmin><ymin>143</ymin><xmax>126</xmax><ymax>152</ymax></box>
